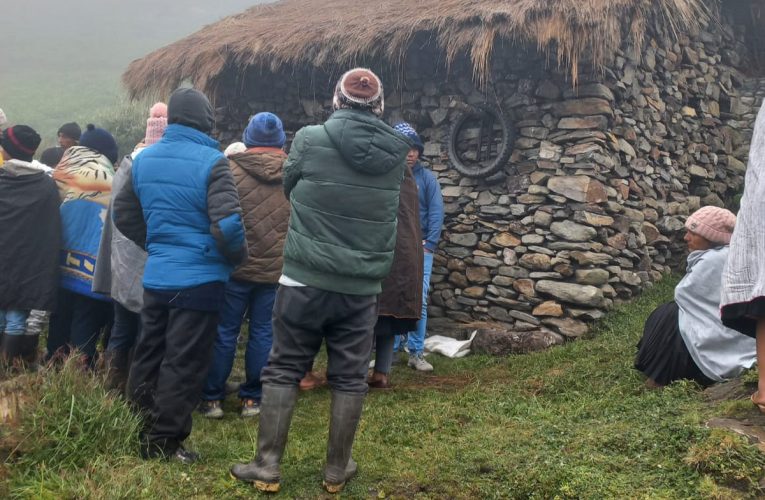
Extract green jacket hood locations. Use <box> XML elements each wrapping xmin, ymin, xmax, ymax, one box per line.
<box><xmin>323</xmin><ymin>109</ymin><xmax>412</xmax><ymax>176</ymax></box>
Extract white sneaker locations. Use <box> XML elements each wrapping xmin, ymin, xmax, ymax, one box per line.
<box><xmin>408</xmin><ymin>353</ymin><xmax>433</xmax><ymax>372</ymax></box>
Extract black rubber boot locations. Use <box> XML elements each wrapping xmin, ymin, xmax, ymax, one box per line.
<box><xmin>0</xmin><ymin>334</ymin><xmax>39</xmax><ymax>367</ymax></box>
<box><xmin>104</xmin><ymin>349</ymin><xmax>130</xmax><ymax>395</ymax></box>
<box><xmin>230</xmin><ymin>384</ymin><xmax>298</xmax><ymax>492</ymax></box>
<box><xmin>19</xmin><ymin>334</ymin><xmax>39</xmax><ymax>366</ymax></box>
<box><xmin>323</xmin><ymin>391</ymin><xmax>365</xmax><ymax>494</ymax></box>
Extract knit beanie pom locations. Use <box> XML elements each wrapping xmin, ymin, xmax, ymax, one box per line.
<box><xmin>80</xmin><ymin>124</ymin><xmax>119</xmax><ymax>165</ymax></box>
<box><xmin>150</xmin><ymin>102</ymin><xmax>168</xmax><ymax>118</ymax></box>
<box><xmin>242</xmin><ymin>112</ymin><xmax>286</xmax><ymax>148</ymax></box>
<box><xmin>145</xmin><ymin>103</ymin><xmax>168</xmax><ymax>146</ymax></box>
<box><xmin>393</xmin><ymin>122</ymin><xmax>424</xmax><ymax>156</ymax></box>
<box><xmin>333</xmin><ymin>67</ymin><xmax>384</xmax><ymax>117</ymax></box>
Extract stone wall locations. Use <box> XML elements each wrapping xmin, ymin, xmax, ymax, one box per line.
<box><xmin>214</xmin><ymin>6</ymin><xmax>764</xmax><ymax>348</ymax></box>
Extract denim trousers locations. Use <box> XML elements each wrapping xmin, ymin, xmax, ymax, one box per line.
<box><xmin>202</xmin><ymin>280</ymin><xmax>277</xmax><ymax>402</ymax></box>
<box><xmin>0</xmin><ymin>310</ymin><xmax>30</xmax><ymax>335</ymax></box>
<box><xmin>107</xmin><ymin>302</ymin><xmax>141</xmax><ymax>352</ymax></box>
<box><xmin>395</xmin><ymin>251</ymin><xmax>434</xmax><ymax>355</ymax></box>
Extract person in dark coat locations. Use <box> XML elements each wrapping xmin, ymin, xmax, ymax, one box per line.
<box><xmin>392</xmin><ymin>122</ymin><xmax>444</xmax><ymax>372</ymax></box>
<box><xmin>0</xmin><ymin>125</ymin><xmax>61</xmax><ymax>365</ymax></box>
<box><xmin>114</xmin><ymin>88</ymin><xmax>246</xmax><ymax>465</ymax></box>
<box><xmin>230</xmin><ymin>68</ymin><xmax>411</xmax><ymax>494</ymax></box>
<box><xmin>368</xmin><ymin>163</ymin><xmax>424</xmax><ymax>389</ymax></box>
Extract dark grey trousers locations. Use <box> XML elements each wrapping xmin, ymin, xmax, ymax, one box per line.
<box><xmin>128</xmin><ymin>291</ymin><xmax>218</xmax><ymax>455</ymax></box>
<box><xmin>262</xmin><ymin>285</ymin><xmax>377</xmax><ymax>394</ymax></box>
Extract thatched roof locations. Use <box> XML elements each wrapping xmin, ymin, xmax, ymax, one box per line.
<box><xmin>123</xmin><ymin>0</ymin><xmax>707</xmax><ymax>97</ymax></box>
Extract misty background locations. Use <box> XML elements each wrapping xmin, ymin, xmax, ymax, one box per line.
<box><xmin>1</xmin><ymin>0</ymin><xmax>269</xmax><ymax>146</ymax></box>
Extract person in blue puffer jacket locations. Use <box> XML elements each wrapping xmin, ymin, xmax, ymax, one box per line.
<box><xmin>393</xmin><ymin>123</ymin><xmax>444</xmax><ymax>372</ymax></box>
<box><xmin>113</xmin><ymin>88</ymin><xmax>246</xmax><ymax>465</ymax></box>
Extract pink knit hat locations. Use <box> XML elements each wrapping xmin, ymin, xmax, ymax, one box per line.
<box><xmin>144</xmin><ymin>102</ymin><xmax>168</xmax><ymax>146</ymax></box>
<box><xmin>685</xmin><ymin>206</ymin><xmax>736</xmax><ymax>245</ymax></box>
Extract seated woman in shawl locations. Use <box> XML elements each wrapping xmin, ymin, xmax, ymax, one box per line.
<box><xmin>721</xmin><ymin>105</ymin><xmax>765</xmax><ymax>412</ymax></box>
<box><xmin>635</xmin><ymin>206</ymin><xmax>755</xmax><ymax>388</ymax></box>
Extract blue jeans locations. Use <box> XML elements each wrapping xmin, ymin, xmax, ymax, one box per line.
<box><xmin>107</xmin><ymin>302</ymin><xmax>141</xmax><ymax>352</ymax></box>
<box><xmin>202</xmin><ymin>280</ymin><xmax>276</xmax><ymax>402</ymax></box>
<box><xmin>0</xmin><ymin>310</ymin><xmax>30</xmax><ymax>335</ymax></box>
<box><xmin>395</xmin><ymin>252</ymin><xmax>434</xmax><ymax>355</ymax></box>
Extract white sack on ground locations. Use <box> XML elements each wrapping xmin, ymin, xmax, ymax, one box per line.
<box><xmin>424</xmin><ymin>330</ymin><xmax>477</xmax><ymax>358</ymax></box>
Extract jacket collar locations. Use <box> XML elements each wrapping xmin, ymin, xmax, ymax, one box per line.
<box><xmin>162</xmin><ymin>124</ymin><xmax>220</xmax><ymax>149</ymax></box>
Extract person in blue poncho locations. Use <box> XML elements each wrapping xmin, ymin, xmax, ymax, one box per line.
<box><xmin>47</xmin><ymin>124</ymin><xmax>117</xmax><ymax>367</ymax></box>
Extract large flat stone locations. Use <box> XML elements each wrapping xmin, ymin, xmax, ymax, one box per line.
<box><xmin>574</xmin><ymin>269</ymin><xmax>610</xmax><ymax>286</ymax></box>
<box><xmin>550</xmin><ymin>221</ymin><xmax>597</xmax><ymax>242</ymax></box>
<box><xmin>552</xmin><ymin>98</ymin><xmax>614</xmax><ymax>116</ymax></box>
<box><xmin>547</xmin><ymin>176</ymin><xmax>608</xmax><ymax>203</ymax></box>
<box><xmin>542</xmin><ymin>317</ymin><xmax>589</xmax><ymax>338</ymax></box>
<box><xmin>536</xmin><ymin>280</ymin><xmax>604</xmax><ymax>307</ymax></box>
<box><xmin>558</xmin><ymin>116</ymin><xmax>609</xmax><ymax>130</ymax></box>
<box><xmin>471</xmin><ymin>327</ymin><xmax>565</xmax><ymax>355</ymax></box>
<box><xmin>449</xmin><ymin>233</ymin><xmax>479</xmax><ymax>247</ymax></box>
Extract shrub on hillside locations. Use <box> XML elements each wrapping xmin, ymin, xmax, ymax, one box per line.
<box><xmin>88</xmin><ymin>98</ymin><xmax>150</xmax><ymax>160</ymax></box>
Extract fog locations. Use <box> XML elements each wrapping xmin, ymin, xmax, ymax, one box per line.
<box><xmin>1</xmin><ymin>0</ymin><xmax>272</xmax><ymax>142</ymax></box>
<box><xmin>0</xmin><ymin>0</ymin><xmax>267</xmax><ymax>72</ymax></box>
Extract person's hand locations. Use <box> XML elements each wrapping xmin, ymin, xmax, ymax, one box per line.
<box><xmin>423</xmin><ymin>240</ymin><xmax>433</xmax><ymax>253</ymax></box>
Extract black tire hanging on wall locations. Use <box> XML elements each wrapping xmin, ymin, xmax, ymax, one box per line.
<box><xmin>447</xmin><ymin>103</ymin><xmax>515</xmax><ymax>178</ymax></box>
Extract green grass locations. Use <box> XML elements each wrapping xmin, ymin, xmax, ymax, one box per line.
<box><xmin>3</xmin><ymin>277</ymin><xmax>765</xmax><ymax>499</ymax></box>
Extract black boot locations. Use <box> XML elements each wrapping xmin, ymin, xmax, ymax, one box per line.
<box><xmin>323</xmin><ymin>391</ymin><xmax>365</xmax><ymax>494</ymax></box>
<box><xmin>104</xmin><ymin>349</ymin><xmax>130</xmax><ymax>395</ymax></box>
<box><xmin>0</xmin><ymin>334</ymin><xmax>39</xmax><ymax>366</ymax></box>
<box><xmin>19</xmin><ymin>334</ymin><xmax>39</xmax><ymax>366</ymax></box>
<box><xmin>230</xmin><ymin>384</ymin><xmax>298</xmax><ymax>492</ymax></box>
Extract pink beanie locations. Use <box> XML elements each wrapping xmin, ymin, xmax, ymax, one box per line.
<box><xmin>685</xmin><ymin>206</ymin><xmax>736</xmax><ymax>245</ymax></box>
<box><xmin>144</xmin><ymin>102</ymin><xmax>168</xmax><ymax>146</ymax></box>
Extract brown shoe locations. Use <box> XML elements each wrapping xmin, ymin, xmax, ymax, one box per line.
<box><xmin>299</xmin><ymin>371</ymin><xmax>325</xmax><ymax>391</ymax></box>
<box><xmin>367</xmin><ymin>371</ymin><xmax>391</xmax><ymax>390</ymax></box>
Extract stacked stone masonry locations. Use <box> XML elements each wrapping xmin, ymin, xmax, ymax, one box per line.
<box><xmin>215</xmin><ymin>6</ymin><xmax>765</xmax><ymax>348</ymax></box>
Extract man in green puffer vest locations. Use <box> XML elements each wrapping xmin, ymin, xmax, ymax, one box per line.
<box><xmin>231</xmin><ymin>68</ymin><xmax>411</xmax><ymax>494</ymax></box>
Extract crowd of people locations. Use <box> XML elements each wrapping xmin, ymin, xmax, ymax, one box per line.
<box><xmin>2</xmin><ymin>64</ymin><xmax>765</xmax><ymax>493</ymax></box>
<box><xmin>0</xmin><ymin>67</ymin><xmax>445</xmax><ymax>493</ymax></box>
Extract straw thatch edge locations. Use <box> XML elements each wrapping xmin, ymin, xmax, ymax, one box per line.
<box><xmin>123</xmin><ymin>0</ymin><xmax>709</xmax><ymax>98</ymax></box>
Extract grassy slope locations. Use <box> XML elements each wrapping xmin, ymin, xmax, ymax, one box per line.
<box><xmin>4</xmin><ymin>277</ymin><xmax>765</xmax><ymax>499</ymax></box>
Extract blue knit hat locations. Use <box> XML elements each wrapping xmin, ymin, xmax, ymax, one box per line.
<box><xmin>79</xmin><ymin>124</ymin><xmax>118</xmax><ymax>165</ymax></box>
<box><xmin>243</xmin><ymin>112</ymin><xmax>286</xmax><ymax>148</ymax></box>
<box><xmin>393</xmin><ymin>122</ymin><xmax>423</xmax><ymax>156</ymax></box>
